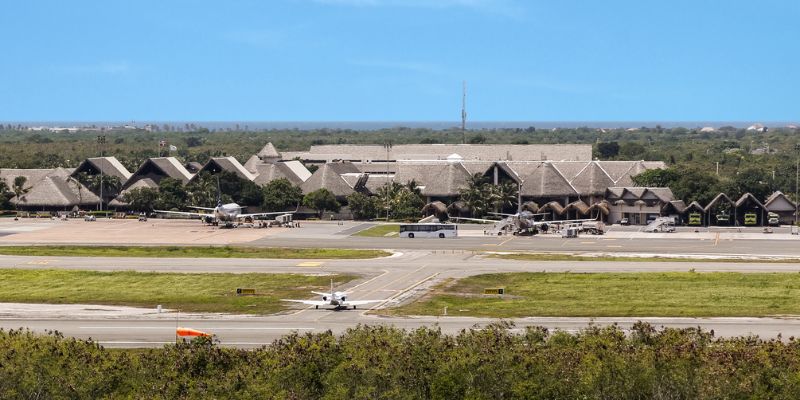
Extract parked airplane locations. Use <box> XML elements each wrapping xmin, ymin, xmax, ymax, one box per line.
<box><xmin>456</xmin><ymin>211</ymin><xmax>596</xmax><ymax>236</ymax></box>
<box><xmin>155</xmin><ymin>178</ymin><xmax>295</xmax><ymax>228</ymax></box>
<box><xmin>282</xmin><ymin>280</ymin><xmax>384</xmax><ymax>310</ymax></box>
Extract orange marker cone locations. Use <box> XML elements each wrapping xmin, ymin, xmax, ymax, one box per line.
<box><xmin>176</xmin><ymin>327</ymin><xmax>211</xmax><ymax>337</ymax></box>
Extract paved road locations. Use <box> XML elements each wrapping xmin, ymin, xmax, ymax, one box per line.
<box><xmin>4</xmin><ymin>252</ymin><xmax>800</xmax><ymax>347</ymax></box>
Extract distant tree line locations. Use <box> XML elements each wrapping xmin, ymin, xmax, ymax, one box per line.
<box><xmin>4</xmin><ymin>323</ymin><xmax>800</xmax><ymax>398</ymax></box>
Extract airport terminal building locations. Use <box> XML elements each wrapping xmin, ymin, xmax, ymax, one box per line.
<box><xmin>3</xmin><ymin>142</ymin><xmax>793</xmax><ymax>225</ymax></box>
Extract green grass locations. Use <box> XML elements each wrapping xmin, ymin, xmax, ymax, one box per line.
<box><xmin>490</xmin><ymin>252</ymin><xmax>800</xmax><ymax>263</ymax></box>
<box><xmin>388</xmin><ymin>272</ymin><xmax>800</xmax><ymax>318</ymax></box>
<box><xmin>0</xmin><ymin>269</ymin><xmax>358</xmax><ymax>314</ymax></box>
<box><xmin>0</xmin><ymin>246</ymin><xmax>389</xmax><ymax>259</ymax></box>
<box><xmin>352</xmin><ymin>224</ymin><xmax>399</xmax><ymax>237</ymax></box>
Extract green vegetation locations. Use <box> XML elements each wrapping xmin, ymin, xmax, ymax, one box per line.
<box><xmin>303</xmin><ymin>188</ymin><xmax>340</xmax><ymax>217</ymax></box>
<box><xmin>0</xmin><ymin>245</ymin><xmax>389</xmax><ymax>259</ymax></box>
<box><xmin>0</xmin><ymin>269</ymin><xmax>357</xmax><ymax>314</ymax></box>
<box><xmin>353</xmin><ymin>224</ymin><xmax>399</xmax><ymax>237</ymax></box>
<box><xmin>391</xmin><ymin>272</ymin><xmax>800</xmax><ymax>317</ymax></box>
<box><xmin>489</xmin><ymin>252</ymin><xmax>800</xmax><ymax>263</ymax></box>
<box><xmin>6</xmin><ymin>324</ymin><xmax>800</xmax><ymax>398</ymax></box>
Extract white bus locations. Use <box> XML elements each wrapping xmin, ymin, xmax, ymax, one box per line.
<box><xmin>399</xmin><ymin>223</ymin><xmax>458</xmax><ymax>238</ymax></box>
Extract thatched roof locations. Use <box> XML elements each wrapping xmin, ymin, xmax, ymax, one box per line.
<box><xmin>521</xmin><ymin>201</ymin><xmax>539</xmax><ymax>213</ymax></box>
<box><xmin>12</xmin><ymin>175</ymin><xmax>99</xmax><ymax>209</ymax></box>
<box><xmin>126</xmin><ymin>157</ymin><xmax>193</xmax><ymax>188</ymax></box>
<box><xmin>569</xmin><ymin>162</ymin><xmax>615</xmax><ymax>195</ymax></box>
<box><xmin>588</xmin><ymin>201</ymin><xmax>610</xmax><ymax>216</ymax></box>
<box><xmin>520</xmin><ymin>162</ymin><xmax>577</xmax><ymax>198</ymax></box>
<box><xmin>685</xmin><ymin>201</ymin><xmax>704</xmax><ymax>214</ymax></box>
<box><xmin>565</xmin><ymin>199</ymin><xmax>590</xmax><ymax>215</ymax></box>
<box><xmin>282</xmin><ymin>144</ymin><xmax>593</xmax><ymax>162</ymax></box>
<box><xmin>257</xmin><ymin>142</ymin><xmax>281</xmax><ymax>160</ymax></box>
<box><xmin>662</xmin><ymin>200</ymin><xmax>687</xmax><ymax>214</ymax></box>
<box><xmin>301</xmin><ymin>162</ymin><xmax>360</xmax><ymax>197</ymax></box>
<box><xmin>72</xmin><ymin>157</ymin><xmax>132</xmax><ymax>181</ymax></box>
<box><xmin>197</xmin><ymin>157</ymin><xmax>255</xmax><ymax>181</ymax></box>
<box><xmin>422</xmin><ymin>201</ymin><xmax>448</xmax><ymax>220</ymax></box>
<box><xmin>540</xmin><ymin>201</ymin><xmax>566</xmax><ymax>215</ymax></box>
<box><xmin>394</xmin><ymin>161</ymin><xmax>472</xmax><ymax>197</ymax></box>
<box><xmin>251</xmin><ymin>162</ymin><xmax>309</xmax><ymax>186</ymax></box>
<box><xmin>704</xmin><ymin>193</ymin><xmax>734</xmax><ymax>212</ymax></box>
<box><xmin>734</xmin><ymin>193</ymin><xmax>766</xmax><ymax>210</ymax></box>
<box><xmin>764</xmin><ymin>191</ymin><xmax>796</xmax><ymax>212</ymax></box>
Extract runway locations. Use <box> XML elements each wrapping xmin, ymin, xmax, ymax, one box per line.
<box><xmin>3</xmin><ymin>251</ymin><xmax>800</xmax><ymax>347</ymax></box>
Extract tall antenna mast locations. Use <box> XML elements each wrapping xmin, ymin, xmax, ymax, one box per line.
<box><xmin>461</xmin><ymin>80</ymin><xmax>467</xmax><ymax>144</ymax></box>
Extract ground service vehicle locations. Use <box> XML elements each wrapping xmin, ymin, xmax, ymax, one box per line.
<box><xmin>768</xmin><ymin>212</ymin><xmax>780</xmax><ymax>226</ymax></box>
<box><xmin>716</xmin><ymin>213</ymin><xmax>730</xmax><ymax>225</ymax></box>
<box><xmin>688</xmin><ymin>213</ymin><xmax>701</xmax><ymax>226</ymax></box>
<box><xmin>399</xmin><ymin>223</ymin><xmax>458</xmax><ymax>238</ymax></box>
<box><xmin>744</xmin><ymin>213</ymin><xmax>757</xmax><ymax>226</ymax></box>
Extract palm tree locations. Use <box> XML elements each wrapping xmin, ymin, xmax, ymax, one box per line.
<box><xmin>12</xmin><ymin>176</ymin><xmax>30</xmax><ymax>203</ymax></box>
<box><xmin>492</xmin><ymin>182</ymin><xmax>518</xmax><ymax>213</ymax></box>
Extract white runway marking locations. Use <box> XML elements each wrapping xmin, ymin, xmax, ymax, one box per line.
<box><xmin>81</xmin><ymin>326</ymin><xmax>315</xmax><ymax>330</ymax></box>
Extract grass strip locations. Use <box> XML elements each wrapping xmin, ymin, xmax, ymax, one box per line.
<box><xmin>489</xmin><ymin>252</ymin><xmax>800</xmax><ymax>263</ymax></box>
<box><xmin>388</xmin><ymin>272</ymin><xmax>800</xmax><ymax>318</ymax></box>
<box><xmin>352</xmin><ymin>224</ymin><xmax>399</xmax><ymax>237</ymax></box>
<box><xmin>0</xmin><ymin>245</ymin><xmax>389</xmax><ymax>259</ymax></box>
<box><xmin>0</xmin><ymin>269</ymin><xmax>358</xmax><ymax>314</ymax></box>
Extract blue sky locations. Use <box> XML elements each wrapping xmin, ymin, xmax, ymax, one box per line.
<box><xmin>1</xmin><ymin>0</ymin><xmax>798</xmax><ymax>122</ymax></box>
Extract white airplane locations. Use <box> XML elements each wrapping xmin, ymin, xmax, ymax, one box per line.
<box><xmin>155</xmin><ymin>179</ymin><xmax>295</xmax><ymax>228</ymax></box>
<box><xmin>455</xmin><ymin>211</ymin><xmax>596</xmax><ymax>235</ymax></box>
<box><xmin>283</xmin><ymin>280</ymin><xmax>384</xmax><ymax>310</ymax></box>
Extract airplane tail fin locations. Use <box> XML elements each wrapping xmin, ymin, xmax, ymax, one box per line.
<box><xmin>330</xmin><ymin>278</ymin><xmax>334</xmax><ymax>296</ymax></box>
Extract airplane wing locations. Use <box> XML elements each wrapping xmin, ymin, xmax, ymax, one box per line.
<box><xmin>282</xmin><ymin>299</ymin><xmax>329</xmax><ymax>306</ymax></box>
<box><xmin>342</xmin><ymin>300</ymin><xmax>385</xmax><ymax>306</ymax></box>
<box><xmin>154</xmin><ymin>210</ymin><xmax>213</xmax><ymax>218</ymax></box>
<box><xmin>310</xmin><ymin>291</ymin><xmax>331</xmax><ymax>296</ymax></box>
<box><xmin>188</xmin><ymin>206</ymin><xmax>217</xmax><ymax>211</ymax></box>
<box><xmin>237</xmin><ymin>211</ymin><xmax>296</xmax><ymax>219</ymax></box>
<box><xmin>452</xmin><ymin>216</ymin><xmax>502</xmax><ymax>224</ymax></box>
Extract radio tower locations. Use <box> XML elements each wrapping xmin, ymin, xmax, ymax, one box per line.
<box><xmin>461</xmin><ymin>80</ymin><xmax>467</xmax><ymax>144</ymax></box>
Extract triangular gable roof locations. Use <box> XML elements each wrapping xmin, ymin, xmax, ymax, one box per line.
<box><xmin>685</xmin><ymin>201</ymin><xmax>705</xmax><ymax>213</ymax></box>
<box><xmin>622</xmin><ymin>187</ymin><xmax>646</xmax><ymax>200</ymax></box>
<box><xmin>251</xmin><ymin>162</ymin><xmax>306</xmax><ymax>186</ymax></box>
<box><xmin>764</xmin><ymin>191</ymin><xmax>797</xmax><ymax>212</ymax></box>
<box><xmin>127</xmin><ymin>157</ymin><xmax>193</xmax><ymax>188</ymax></box>
<box><xmin>198</xmin><ymin>157</ymin><xmax>256</xmax><ymax>181</ymax></box>
<box><xmin>734</xmin><ymin>193</ymin><xmax>766</xmax><ymax>209</ymax></box>
<box><xmin>568</xmin><ymin>161</ymin><xmax>614</xmax><ymax>195</ymax></box>
<box><xmin>643</xmin><ymin>188</ymin><xmax>674</xmax><ymax>203</ymax></box>
<box><xmin>605</xmin><ymin>187</ymin><xmax>625</xmax><ymax>201</ymax></box>
<box><xmin>704</xmin><ymin>193</ymin><xmax>734</xmax><ymax>212</ymax></box>
<box><xmin>520</xmin><ymin>162</ymin><xmax>578</xmax><ymax>197</ymax></box>
<box><xmin>662</xmin><ymin>200</ymin><xmax>687</xmax><ymax>214</ymax></box>
<box><xmin>300</xmin><ymin>162</ymin><xmax>359</xmax><ymax>197</ymax></box>
<box><xmin>72</xmin><ymin>157</ymin><xmax>132</xmax><ymax>181</ymax></box>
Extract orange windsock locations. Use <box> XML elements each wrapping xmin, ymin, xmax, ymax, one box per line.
<box><xmin>176</xmin><ymin>327</ymin><xmax>211</xmax><ymax>337</ymax></box>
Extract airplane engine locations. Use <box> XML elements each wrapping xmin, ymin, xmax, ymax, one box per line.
<box><xmin>340</xmin><ymin>296</ymin><xmax>346</xmax><ymax>302</ymax></box>
<box><xmin>203</xmin><ymin>216</ymin><xmax>214</xmax><ymax>224</ymax></box>
<box><xmin>539</xmin><ymin>223</ymin><xmax>548</xmax><ymax>232</ymax></box>
<box><xmin>322</xmin><ymin>296</ymin><xmax>328</xmax><ymax>301</ymax></box>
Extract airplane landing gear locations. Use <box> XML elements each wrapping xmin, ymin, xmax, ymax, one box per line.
<box><xmin>352</xmin><ymin>305</ymin><xmax>357</xmax><ymax>309</ymax></box>
<box><xmin>315</xmin><ymin>305</ymin><xmax>319</xmax><ymax>309</ymax></box>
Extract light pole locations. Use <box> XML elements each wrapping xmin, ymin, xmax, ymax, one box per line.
<box><xmin>97</xmin><ymin>135</ymin><xmax>106</xmax><ymax>211</ymax></box>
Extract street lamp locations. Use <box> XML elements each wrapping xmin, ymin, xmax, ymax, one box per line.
<box><xmin>97</xmin><ymin>135</ymin><xmax>106</xmax><ymax>211</ymax></box>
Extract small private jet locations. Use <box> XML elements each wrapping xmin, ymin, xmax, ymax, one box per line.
<box><xmin>283</xmin><ymin>280</ymin><xmax>384</xmax><ymax>310</ymax></box>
